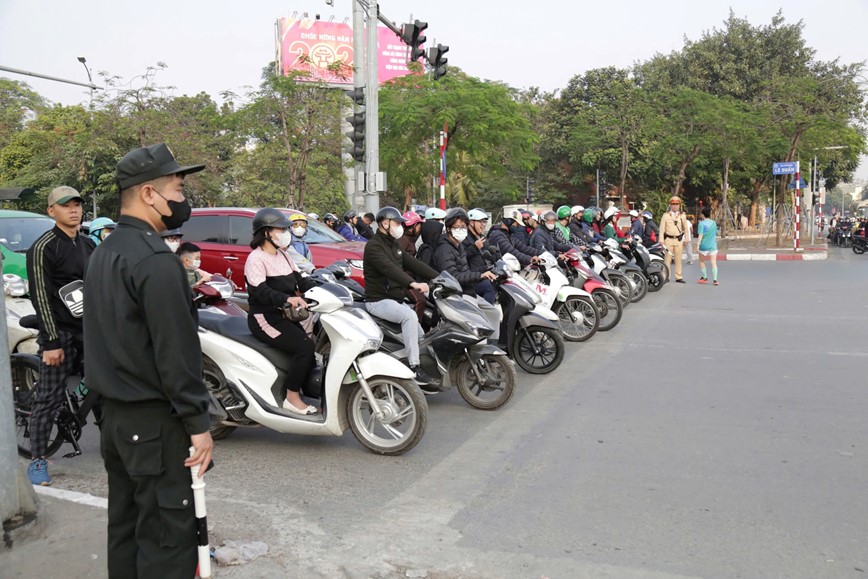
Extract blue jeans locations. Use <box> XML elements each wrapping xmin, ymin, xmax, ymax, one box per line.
<box><xmin>474</xmin><ymin>280</ymin><xmax>496</xmax><ymax>305</ymax></box>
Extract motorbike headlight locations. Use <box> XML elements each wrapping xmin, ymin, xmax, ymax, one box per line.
<box><xmin>3</xmin><ymin>274</ymin><xmax>28</xmax><ymax>297</ymax></box>
<box><xmin>348</xmin><ymin>259</ymin><xmax>364</xmax><ymax>270</ymax></box>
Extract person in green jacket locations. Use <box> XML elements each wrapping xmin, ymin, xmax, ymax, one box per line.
<box><xmin>555</xmin><ymin>205</ymin><xmax>572</xmax><ymax>242</ymax></box>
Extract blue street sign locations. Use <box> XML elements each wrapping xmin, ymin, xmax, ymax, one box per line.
<box><xmin>787</xmin><ymin>178</ymin><xmax>807</xmax><ymax>190</ymax></box>
<box><xmin>773</xmin><ymin>162</ymin><xmax>798</xmax><ymax>175</ymax></box>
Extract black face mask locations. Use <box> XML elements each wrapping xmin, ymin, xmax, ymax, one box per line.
<box><xmin>153</xmin><ymin>190</ymin><xmax>192</xmax><ymax>230</ymax></box>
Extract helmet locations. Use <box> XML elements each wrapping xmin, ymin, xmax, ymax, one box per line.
<box><xmin>253</xmin><ymin>208</ymin><xmax>292</xmax><ymax>233</ymax></box>
<box><xmin>444</xmin><ymin>207</ymin><xmax>469</xmax><ymax>229</ymax></box>
<box><xmin>669</xmin><ymin>196</ymin><xmax>682</xmax><ymax>205</ymax></box>
<box><xmin>160</xmin><ymin>228</ymin><xmax>183</xmax><ymax>238</ymax></box>
<box><xmin>467</xmin><ymin>208</ymin><xmax>488</xmax><ymax>221</ymax></box>
<box><xmin>541</xmin><ymin>210</ymin><xmax>557</xmax><ymax>222</ymax></box>
<box><xmin>628</xmin><ymin>210</ymin><xmax>639</xmax><ymax>218</ymax></box>
<box><xmin>643</xmin><ymin>210</ymin><xmax>653</xmax><ymax>219</ymax></box>
<box><xmin>343</xmin><ymin>210</ymin><xmax>357</xmax><ymax>222</ymax></box>
<box><xmin>376</xmin><ymin>206</ymin><xmax>405</xmax><ymax>224</ymax></box>
<box><xmin>402</xmin><ymin>211</ymin><xmax>423</xmax><ymax>226</ymax></box>
<box><xmin>571</xmin><ymin>205</ymin><xmax>584</xmax><ymax>216</ymax></box>
<box><xmin>288</xmin><ymin>212</ymin><xmax>308</xmax><ymax>224</ymax></box>
<box><xmin>604</xmin><ymin>207</ymin><xmax>618</xmax><ymax>220</ymax></box>
<box><xmin>583</xmin><ymin>209</ymin><xmax>595</xmax><ymax>223</ymax></box>
<box><xmin>307</xmin><ymin>212</ymin><xmax>319</xmax><ymax>220</ymax></box>
<box><xmin>502</xmin><ymin>216</ymin><xmax>518</xmax><ymax>227</ymax></box>
<box><xmin>89</xmin><ymin>217</ymin><xmax>116</xmax><ymax>235</ymax></box>
<box><xmin>323</xmin><ymin>213</ymin><xmax>339</xmax><ymax>224</ymax></box>
<box><xmin>424</xmin><ymin>207</ymin><xmax>447</xmax><ymax>220</ymax></box>
<box><xmin>557</xmin><ymin>205</ymin><xmax>571</xmax><ymax>220</ymax></box>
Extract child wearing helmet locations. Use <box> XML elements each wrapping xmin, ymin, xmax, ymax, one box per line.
<box><xmin>288</xmin><ymin>212</ymin><xmax>315</xmax><ymax>273</ymax></box>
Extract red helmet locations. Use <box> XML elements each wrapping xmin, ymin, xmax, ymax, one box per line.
<box><xmin>402</xmin><ymin>211</ymin><xmax>423</xmax><ymax>226</ymax></box>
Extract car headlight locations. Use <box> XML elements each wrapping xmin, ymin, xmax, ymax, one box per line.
<box><xmin>348</xmin><ymin>259</ymin><xmax>364</xmax><ymax>270</ymax></box>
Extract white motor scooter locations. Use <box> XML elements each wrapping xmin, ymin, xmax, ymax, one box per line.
<box><xmin>198</xmin><ymin>281</ymin><xmax>428</xmax><ymax>455</ymax></box>
<box><xmin>514</xmin><ymin>252</ymin><xmax>601</xmax><ymax>343</ymax></box>
<box><xmin>4</xmin><ymin>274</ymin><xmax>39</xmax><ymax>355</ymax></box>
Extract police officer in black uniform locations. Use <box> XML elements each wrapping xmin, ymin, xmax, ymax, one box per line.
<box><xmin>84</xmin><ymin>143</ymin><xmax>213</xmax><ymax>579</ymax></box>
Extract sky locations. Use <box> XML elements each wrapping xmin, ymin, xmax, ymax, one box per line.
<box><xmin>2</xmin><ymin>0</ymin><xmax>867</xmax><ymax>176</ymax></box>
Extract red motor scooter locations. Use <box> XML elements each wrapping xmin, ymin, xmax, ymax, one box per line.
<box><xmin>561</xmin><ymin>249</ymin><xmax>623</xmax><ymax>332</ymax></box>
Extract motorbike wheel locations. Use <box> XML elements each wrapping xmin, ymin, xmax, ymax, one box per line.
<box><xmin>647</xmin><ymin>271</ymin><xmax>665</xmax><ymax>292</ymax></box>
<box><xmin>607</xmin><ymin>273</ymin><xmax>633</xmax><ymax>308</ymax></box>
<box><xmin>346</xmin><ymin>377</ymin><xmax>427</xmax><ymax>455</ymax></box>
<box><xmin>853</xmin><ymin>241</ymin><xmax>866</xmax><ymax>255</ymax></box>
<box><xmin>202</xmin><ymin>355</ymin><xmax>237</xmax><ymax>441</ymax></box>
<box><xmin>592</xmin><ymin>288</ymin><xmax>623</xmax><ymax>332</ymax></box>
<box><xmin>511</xmin><ymin>326</ymin><xmax>565</xmax><ymax>374</ymax></box>
<box><xmin>624</xmin><ymin>270</ymin><xmax>648</xmax><ymax>303</ymax></box>
<box><xmin>554</xmin><ymin>296</ymin><xmax>599</xmax><ymax>342</ymax></box>
<box><xmin>844</xmin><ymin>237</ymin><xmax>852</xmax><ymax>248</ymax></box>
<box><xmin>452</xmin><ymin>354</ymin><xmax>517</xmax><ymax>410</ymax></box>
<box><xmin>12</xmin><ymin>354</ymin><xmax>64</xmax><ymax>459</ymax></box>
<box><xmin>658</xmin><ymin>262</ymin><xmax>670</xmax><ymax>282</ymax></box>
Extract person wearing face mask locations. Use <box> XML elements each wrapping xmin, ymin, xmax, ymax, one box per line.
<box><xmin>396</xmin><ymin>211</ymin><xmax>427</xmax><ymax>324</ymax></box>
<box><xmin>462</xmin><ymin>208</ymin><xmax>500</xmax><ymax>304</ymax></box>
<box><xmin>83</xmin><ymin>143</ymin><xmax>213</xmax><ymax>579</ymax></box>
<box><xmin>433</xmin><ymin>208</ymin><xmax>498</xmax><ymax>302</ymax></box>
<box><xmin>416</xmin><ymin>217</ymin><xmax>446</xmax><ymax>268</ymax></box>
<box><xmin>363</xmin><ymin>206</ymin><xmax>439</xmax><ymax>387</ymax></box>
<box><xmin>243</xmin><ymin>208</ymin><xmax>318</xmax><ymax>414</ymax></box>
<box><xmin>160</xmin><ymin>228</ymin><xmax>183</xmax><ymax>253</ymax></box>
<box><xmin>531</xmin><ymin>211</ymin><xmax>573</xmax><ymax>255</ymax></box>
<box><xmin>287</xmin><ymin>212</ymin><xmax>315</xmax><ymax>274</ymax></box>
<box><xmin>337</xmin><ymin>210</ymin><xmax>368</xmax><ymax>242</ymax></box>
<box><xmin>176</xmin><ymin>242</ymin><xmax>211</xmax><ymax>288</ymax></box>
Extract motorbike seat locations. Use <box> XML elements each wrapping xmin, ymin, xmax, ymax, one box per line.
<box><xmin>198</xmin><ymin>312</ymin><xmax>294</xmax><ymax>371</ymax></box>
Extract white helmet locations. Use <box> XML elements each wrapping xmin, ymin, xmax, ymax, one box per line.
<box><xmin>425</xmin><ymin>207</ymin><xmax>447</xmax><ymax>220</ymax></box>
<box><xmin>467</xmin><ymin>208</ymin><xmax>488</xmax><ymax>221</ymax></box>
<box><xmin>571</xmin><ymin>205</ymin><xmax>584</xmax><ymax>216</ymax></box>
<box><xmin>628</xmin><ymin>209</ymin><xmax>639</xmax><ymax>218</ymax></box>
<box><xmin>604</xmin><ymin>207</ymin><xmax>618</xmax><ymax>220</ymax></box>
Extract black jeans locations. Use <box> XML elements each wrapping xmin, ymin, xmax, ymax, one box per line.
<box><xmin>248</xmin><ymin>311</ymin><xmax>315</xmax><ymax>393</ymax></box>
<box><xmin>100</xmin><ymin>399</ymin><xmax>197</xmax><ymax>579</ymax></box>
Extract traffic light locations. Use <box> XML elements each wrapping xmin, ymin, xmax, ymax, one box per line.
<box><xmin>812</xmin><ymin>193</ymin><xmax>819</xmax><ymax>206</ymax></box>
<box><xmin>345</xmin><ymin>112</ymin><xmax>365</xmax><ymax>163</ymax></box>
<box><xmin>427</xmin><ymin>44</ymin><xmax>449</xmax><ymax>81</ymax></box>
<box><xmin>401</xmin><ymin>20</ymin><xmax>428</xmax><ymax>61</ymax></box>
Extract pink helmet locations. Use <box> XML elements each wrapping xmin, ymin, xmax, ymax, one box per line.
<box><xmin>402</xmin><ymin>211</ymin><xmax>423</xmax><ymax>226</ymax></box>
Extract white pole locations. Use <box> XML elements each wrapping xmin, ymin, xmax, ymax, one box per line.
<box><xmin>189</xmin><ymin>447</ymin><xmax>211</xmax><ymax>578</ymax></box>
<box><xmin>365</xmin><ymin>0</ymin><xmax>380</xmax><ymax>213</ymax></box>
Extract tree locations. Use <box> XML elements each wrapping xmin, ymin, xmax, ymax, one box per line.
<box><xmin>0</xmin><ymin>79</ymin><xmax>45</xmax><ymax>151</ymax></box>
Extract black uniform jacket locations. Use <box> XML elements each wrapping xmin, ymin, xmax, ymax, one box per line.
<box><xmin>26</xmin><ymin>226</ymin><xmax>95</xmax><ymax>349</ymax></box>
<box><xmin>363</xmin><ymin>229</ymin><xmax>438</xmax><ymax>302</ymax></box>
<box><xmin>83</xmin><ymin>215</ymin><xmax>210</xmax><ymax>435</ymax></box>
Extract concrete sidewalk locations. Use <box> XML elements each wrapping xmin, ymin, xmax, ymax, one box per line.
<box><xmin>695</xmin><ymin>238</ymin><xmax>828</xmax><ymax>261</ymax></box>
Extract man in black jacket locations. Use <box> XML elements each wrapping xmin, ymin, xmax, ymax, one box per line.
<box><xmin>433</xmin><ymin>208</ymin><xmax>497</xmax><ymax>302</ymax></box>
<box><xmin>84</xmin><ymin>144</ymin><xmax>213</xmax><ymax>579</ymax></box>
<box><xmin>531</xmin><ymin>210</ymin><xmax>573</xmax><ymax>255</ymax></box>
<box><xmin>461</xmin><ymin>208</ymin><xmax>499</xmax><ymax>304</ymax></box>
<box><xmin>488</xmin><ymin>217</ymin><xmax>539</xmax><ymax>267</ymax></box>
<box><xmin>363</xmin><ymin>207</ymin><xmax>438</xmax><ymax>386</ymax></box>
<box><xmin>25</xmin><ymin>186</ymin><xmax>95</xmax><ymax>486</ymax></box>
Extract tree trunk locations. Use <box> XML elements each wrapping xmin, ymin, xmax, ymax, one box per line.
<box><xmin>403</xmin><ymin>186</ymin><xmax>413</xmax><ymax>212</ymax></box>
<box><xmin>277</xmin><ymin>104</ymin><xmax>296</xmax><ymax>208</ymax></box>
<box><xmin>721</xmin><ymin>157</ymin><xmax>729</xmax><ymax>238</ymax></box>
<box><xmin>671</xmin><ymin>144</ymin><xmax>701</xmax><ymax>197</ymax></box>
<box><xmin>619</xmin><ymin>140</ymin><xmax>629</xmax><ymax>208</ymax></box>
<box><xmin>748</xmin><ymin>179</ymin><xmax>763</xmax><ymax>226</ymax></box>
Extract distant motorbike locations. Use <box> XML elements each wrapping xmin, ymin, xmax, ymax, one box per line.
<box><xmin>4</xmin><ymin>274</ymin><xmax>39</xmax><ymax>355</ymax></box>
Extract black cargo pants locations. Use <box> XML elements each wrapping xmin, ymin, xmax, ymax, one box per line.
<box><xmin>100</xmin><ymin>399</ymin><xmax>198</xmax><ymax>579</ymax></box>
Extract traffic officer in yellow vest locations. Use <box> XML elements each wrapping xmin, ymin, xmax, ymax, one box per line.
<box><xmin>659</xmin><ymin>195</ymin><xmax>689</xmax><ymax>284</ymax></box>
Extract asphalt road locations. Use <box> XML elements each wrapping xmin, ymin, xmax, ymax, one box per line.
<box><xmin>31</xmin><ymin>246</ymin><xmax>868</xmax><ymax>578</ymax></box>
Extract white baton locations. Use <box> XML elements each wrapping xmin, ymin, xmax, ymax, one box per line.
<box><xmin>189</xmin><ymin>447</ymin><xmax>212</xmax><ymax>579</ymax></box>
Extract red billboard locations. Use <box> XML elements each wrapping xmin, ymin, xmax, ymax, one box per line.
<box><xmin>278</xmin><ymin>17</ymin><xmax>417</xmax><ymax>85</ymax></box>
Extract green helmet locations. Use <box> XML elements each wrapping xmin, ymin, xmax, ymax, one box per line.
<box><xmin>557</xmin><ymin>205</ymin><xmax>571</xmax><ymax>220</ymax></box>
<box><xmin>583</xmin><ymin>208</ymin><xmax>595</xmax><ymax>223</ymax></box>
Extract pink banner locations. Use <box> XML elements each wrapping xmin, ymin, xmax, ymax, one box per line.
<box><xmin>279</xmin><ymin>18</ymin><xmax>417</xmax><ymax>85</ymax></box>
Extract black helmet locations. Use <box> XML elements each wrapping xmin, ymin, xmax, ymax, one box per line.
<box><xmin>444</xmin><ymin>207</ymin><xmax>468</xmax><ymax>229</ymax></box>
<box><xmin>324</xmin><ymin>212</ymin><xmax>338</xmax><ymax>224</ymax></box>
<box><xmin>160</xmin><ymin>228</ymin><xmax>183</xmax><ymax>238</ymax></box>
<box><xmin>375</xmin><ymin>206</ymin><xmax>405</xmax><ymax>224</ymax></box>
<box><xmin>343</xmin><ymin>210</ymin><xmax>357</xmax><ymax>222</ymax></box>
<box><xmin>252</xmin><ymin>208</ymin><xmax>291</xmax><ymax>234</ymax></box>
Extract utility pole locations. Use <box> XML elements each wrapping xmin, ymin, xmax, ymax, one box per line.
<box><xmin>78</xmin><ymin>57</ymin><xmax>98</xmax><ymax>218</ymax></box>
<box><xmin>364</xmin><ymin>0</ymin><xmax>380</xmax><ymax>213</ymax></box>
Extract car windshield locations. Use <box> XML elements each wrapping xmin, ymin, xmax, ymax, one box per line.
<box><xmin>0</xmin><ymin>216</ymin><xmax>55</xmax><ymax>253</ymax></box>
<box><xmin>281</xmin><ymin>212</ymin><xmax>346</xmax><ymax>244</ymax></box>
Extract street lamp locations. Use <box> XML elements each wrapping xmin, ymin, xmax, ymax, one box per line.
<box><xmin>77</xmin><ymin>57</ymin><xmax>97</xmax><ymax>218</ymax></box>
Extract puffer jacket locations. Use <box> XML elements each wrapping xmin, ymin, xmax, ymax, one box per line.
<box><xmin>462</xmin><ymin>230</ymin><xmax>500</xmax><ymax>273</ymax></box>
<box><xmin>488</xmin><ymin>226</ymin><xmax>537</xmax><ymax>266</ymax></box>
<box><xmin>432</xmin><ymin>235</ymin><xmax>480</xmax><ymax>296</ymax></box>
<box><xmin>530</xmin><ymin>225</ymin><xmax>572</xmax><ymax>253</ymax></box>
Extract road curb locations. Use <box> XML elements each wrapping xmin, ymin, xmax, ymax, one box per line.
<box><xmin>717</xmin><ymin>252</ymin><xmax>827</xmax><ymax>261</ymax></box>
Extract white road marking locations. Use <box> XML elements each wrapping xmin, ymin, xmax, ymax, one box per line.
<box><xmin>34</xmin><ymin>485</ymin><xmax>107</xmax><ymax>509</ymax></box>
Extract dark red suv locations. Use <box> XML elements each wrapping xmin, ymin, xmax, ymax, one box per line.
<box><xmin>182</xmin><ymin>208</ymin><xmax>366</xmax><ymax>292</ymax></box>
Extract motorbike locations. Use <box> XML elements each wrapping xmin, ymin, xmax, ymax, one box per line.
<box><xmin>562</xmin><ymin>250</ymin><xmax>623</xmax><ymax>332</ymax></box>
<box><xmin>193</xmin><ymin>275</ymin><xmax>246</xmax><ymax>316</ymax></box>
<box><xmin>852</xmin><ymin>235</ymin><xmax>868</xmax><ymax>255</ymax></box>
<box><xmin>580</xmin><ymin>245</ymin><xmax>635</xmax><ymax>308</ymax></box>
<box><xmin>647</xmin><ymin>243</ymin><xmax>672</xmax><ymax>281</ymax></box>
<box><xmin>492</xmin><ymin>256</ymin><xmax>564</xmax><ymax>374</ymax></box>
<box><xmin>515</xmin><ymin>252</ymin><xmax>600</xmax><ymax>342</ymax></box>
<box><xmin>4</xmin><ymin>274</ymin><xmax>39</xmax><ymax>355</ymax></box>
<box><xmin>345</xmin><ymin>272</ymin><xmax>517</xmax><ymax>411</ymax></box>
<box><xmin>600</xmin><ymin>239</ymin><xmax>648</xmax><ymax>303</ymax></box>
<box><xmin>199</xmin><ymin>281</ymin><xmax>428</xmax><ymax>455</ymax></box>
<box><xmin>621</xmin><ymin>237</ymin><xmax>667</xmax><ymax>293</ymax></box>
